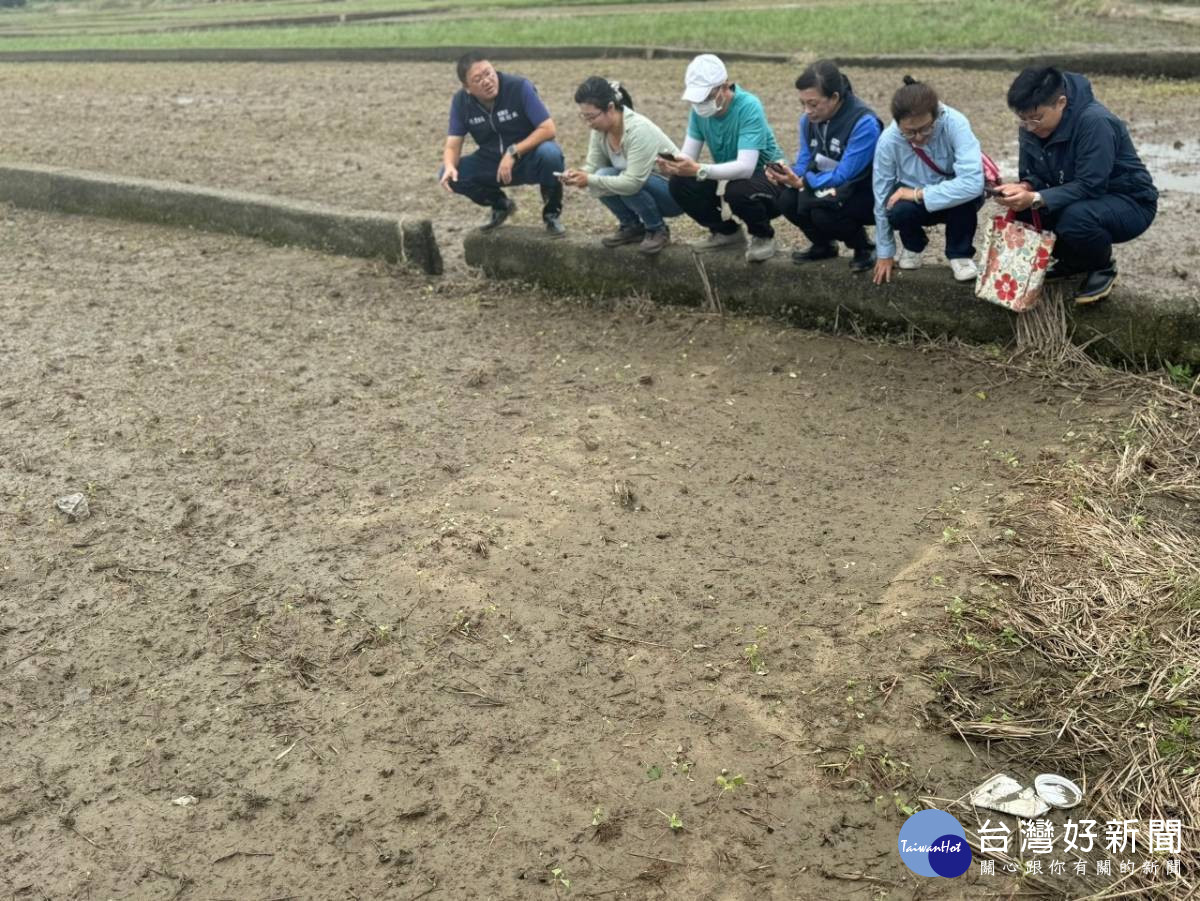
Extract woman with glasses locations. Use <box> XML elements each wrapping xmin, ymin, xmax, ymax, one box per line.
<box><xmin>561</xmin><ymin>76</ymin><xmax>682</xmax><ymax>255</ymax></box>
<box><xmin>993</xmin><ymin>67</ymin><xmax>1157</xmax><ymax>304</ymax></box>
<box><xmin>871</xmin><ymin>76</ymin><xmax>987</xmax><ymax>286</ymax></box>
<box><xmin>768</xmin><ymin>60</ymin><xmax>882</xmax><ymax>273</ymax></box>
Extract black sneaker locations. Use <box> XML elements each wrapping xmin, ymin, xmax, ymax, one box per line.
<box><xmin>544</xmin><ymin>214</ymin><xmax>566</xmax><ymax>238</ymax></box>
<box><xmin>602</xmin><ymin>224</ymin><xmax>645</xmax><ymax>247</ymax></box>
<box><xmin>791</xmin><ymin>243</ymin><xmax>837</xmax><ymax>264</ymax></box>
<box><xmin>849</xmin><ymin>246</ymin><xmax>875</xmax><ymax>273</ymax></box>
<box><xmin>480</xmin><ymin>198</ymin><xmax>515</xmax><ymax>231</ymax></box>
<box><xmin>1075</xmin><ymin>263</ymin><xmax>1118</xmax><ymax>305</ymax></box>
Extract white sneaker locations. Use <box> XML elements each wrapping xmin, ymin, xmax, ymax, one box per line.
<box><xmin>898</xmin><ymin>246</ymin><xmax>922</xmax><ymax>270</ymax></box>
<box><xmin>745</xmin><ymin>235</ymin><xmax>777</xmax><ymax>263</ymax></box>
<box><xmin>691</xmin><ymin>226</ymin><xmax>744</xmax><ymax>252</ymax></box>
<box><xmin>949</xmin><ymin>258</ymin><xmax>979</xmax><ymax>282</ymax></box>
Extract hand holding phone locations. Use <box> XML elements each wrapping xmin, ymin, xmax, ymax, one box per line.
<box><xmin>658</xmin><ymin>151</ymin><xmax>681</xmax><ymax>162</ymax></box>
<box><xmin>984</xmin><ymin>184</ymin><xmax>1003</xmax><ymax>197</ymax></box>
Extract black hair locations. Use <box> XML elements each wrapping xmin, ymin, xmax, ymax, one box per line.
<box><xmin>1007</xmin><ymin>66</ymin><xmax>1066</xmax><ymax>113</ymax></box>
<box><xmin>891</xmin><ymin>74</ymin><xmax>939</xmax><ymax>122</ymax></box>
<box><xmin>456</xmin><ymin>50</ymin><xmax>489</xmax><ymax>84</ymax></box>
<box><xmin>573</xmin><ymin>76</ymin><xmax>634</xmax><ymax>112</ymax></box>
<box><xmin>794</xmin><ymin>60</ymin><xmax>851</xmax><ymax>99</ymax></box>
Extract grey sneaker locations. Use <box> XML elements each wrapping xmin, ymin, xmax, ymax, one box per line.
<box><xmin>638</xmin><ymin>227</ymin><xmax>670</xmax><ymax>255</ymax></box>
<box><xmin>745</xmin><ymin>235</ymin><xmax>777</xmax><ymax>263</ymax></box>
<box><xmin>544</xmin><ymin>214</ymin><xmax>566</xmax><ymax>237</ymax></box>
<box><xmin>602</xmin><ymin>223</ymin><xmax>645</xmax><ymax>247</ymax></box>
<box><xmin>691</xmin><ymin>227</ymin><xmax>744</xmax><ymax>252</ymax></box>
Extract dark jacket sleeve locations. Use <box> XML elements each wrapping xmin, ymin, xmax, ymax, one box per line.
<box><xmin>1039</xmin><ymin>114</ymin><xmax>1117</xmax><ymax>211</ymax></box>
<box><xmin>1017</xmin><ymin>137</ymin><xmax>1047</xmax><ymax>191</ymax></box>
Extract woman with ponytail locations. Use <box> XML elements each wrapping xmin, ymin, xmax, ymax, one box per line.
<box><xmin>561</xmin><ymin>76</ymin><xmax>683</xmax><ymax>255</ymax></box>
<box><xmin>871</xmin><ymin>75</ymin><xmax>986</xmax><ymax>286</ymax></box>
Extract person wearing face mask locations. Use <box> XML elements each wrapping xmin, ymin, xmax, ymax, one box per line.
<box><xmin>993</xmin><ymin>67</ymin><xmax>1156</xmax><ymax>304</ymax></box>
<box><xmin>658</xmin><ymin>54</ymin><xmax>786</xmax><ymax>264</ymax></box>
<box><xmin>871</xmin><ymin>76</ymin><xmax>986</xmax><ymax>286</ymax></box>
<box><xmin>439</xmin><ymin>50</ymin><xmax>567</xmax><ymax>236</ymax></box>
<box><xmin>560</xmin><ymin>76</ymin><xmax>682</xmax><ymax>255</ymax></box>
<box><xmin>767</xmin><ymin>60</ymin><xmax>882</xmax><ymax>273</ymax></box>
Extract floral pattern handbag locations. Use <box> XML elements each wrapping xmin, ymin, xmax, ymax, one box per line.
<box><xmin>974</xmin><ymin>210</ymin><xmax>1056</xmax><ymax>313</ymax></box>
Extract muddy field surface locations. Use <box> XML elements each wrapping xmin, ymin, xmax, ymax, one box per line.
<box><xmin>0</xmin><ymin>204</ymin><xmax>1133</xmax><ymax>899</ymax></box>
<box><xmin>1</xmin><ymin>59</ymin><xmax>1197</xmax><ymax>296</ymax></box>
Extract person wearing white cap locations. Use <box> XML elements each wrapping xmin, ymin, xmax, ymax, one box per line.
<box><xmin>657</xmin><ymin>53</ymin><xmax>787</xmax><ymax>263</ymax></box>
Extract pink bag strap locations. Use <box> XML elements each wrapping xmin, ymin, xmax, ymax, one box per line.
<box><xmin>910</xmin><ymin>144</ymin><xmax>948</xmax><ymax>177</ymax></box>
<box><xmin>1002</xmin><ymin>208</ymin><xmax>1043</xmax><ymax>231</ymax></box>
<box><xmin>912</xmin><ymin>144</ymin><xmax>1003</xmax><ymax>186</ymax></box>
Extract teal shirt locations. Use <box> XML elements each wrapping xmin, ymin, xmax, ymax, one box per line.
<box><xmin>686</xmin><ymin>87</ymin><xmax>782</xmax><ymax>171</ymax></box>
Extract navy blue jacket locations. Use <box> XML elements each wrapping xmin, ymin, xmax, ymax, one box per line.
<box><xmin>447</xmin><ymin>72</ymin><xmax>552</xmax><ymax>157</ymax></box>
<box><xmin>1018</xmin><ymin>72</ymin><xmax>1157</xmax><ymax>212</ymax></box>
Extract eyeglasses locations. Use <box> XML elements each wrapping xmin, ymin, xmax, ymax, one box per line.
<box><xmin>900</xmin><ymin>122</ymin><xmax>935</xmax><ymax>140</ymax></box>
<box><xmin>578</xmin><ymin>109</ymin><xmax>605</xmax><ymax>123</ymax></box>
<box><xmin>1017</xmin><ymin>112</ymin><xmax>1046</xmax><ymax>127</ymax></box>
<box><xmin>466</xmin><ymin>71</ymin><xmax>495</xmax><ymax>88</ymax></box>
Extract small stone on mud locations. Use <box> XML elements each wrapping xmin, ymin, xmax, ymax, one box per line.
<box><xmin>54</xmin><ymin>493</ymin><xmax>89</xmax><ymax>520</ymax></box>
<box><xmin>638</xmin><ymin>374</ymin><xmax>653</xmax><ymax>385</ymax></box>
<box><xmin>369</xmin><ymin>663</ymin><xmax>388</xmax><ymax>677</ymax></box>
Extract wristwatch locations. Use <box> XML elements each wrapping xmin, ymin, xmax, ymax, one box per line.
<box><xmin>505</xmin><ymin>144</ymin><xmax>521</xmax><ymax>161</ymax></box>
<box><xmin>696</xmin><ymin>165</ymin><xmax>711</xmax><ymax>181</ymax></box>
<box><xmin>1031</xmin><ymin>192</ymin><xmax>1045</xmax><ymax>210</ymax></box>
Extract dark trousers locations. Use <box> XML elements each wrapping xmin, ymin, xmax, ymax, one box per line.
<box><xmin>1018</xmin><ymin>194</ymin><xmax>1156</xmax><ymax>272</ymax></box>
<box><xmin>777</xmin><ymin>183</ymin><xmax>874</xmax><ymax>251</ymax></box>
<box><xmin>888</xmin><ymin>196</ymin><xmax>984</xmax><ymax>260</ymax></box>
<box><xmin>668</xmin><ymin>171</ymin><xmax>782</xmax><ymax>239</ymax></box>
<box><xmin>441</xmin><ymin>141</ymin><xmax>565</xmax><ymax>219</ymax></box>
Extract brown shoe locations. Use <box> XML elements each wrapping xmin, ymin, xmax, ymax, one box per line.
<box><xmin>638</xmin><ymin>227</ymin><xmax>670</xmax><ymax>255</ymax></box>
<box><xmin>602</xmin><ymin>224</ymin><xmax>645</xmax><ymax>247</ymax></box>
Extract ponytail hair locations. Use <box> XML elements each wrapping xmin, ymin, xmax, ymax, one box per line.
<box><xmin>795</xmin><ymin>59</ymin><xmax>851</xmax><ymax>99</ymax></box>
<box><xmin>574</xmin><ymin>75</ymin><xmax>634</xmax><ymax>112</ymax></box>
<box><xmin>891</xmin><ymin>74</ymin><xmax>939</xmax><ymax>122</ymax></box>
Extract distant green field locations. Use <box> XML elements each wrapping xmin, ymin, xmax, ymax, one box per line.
<box><xmin>0</xmin><ymin>0</ymin><xmax>1189</xmax><ymax>53</ymax></box>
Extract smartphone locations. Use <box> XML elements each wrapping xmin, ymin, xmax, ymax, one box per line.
<box><xmin>658</xmin><ymin>151</ymin><xmax>681</xmax><ymax>162</ymax></box>
<box><xmin>766</xmin><ymin>161</ymin><xmax>788</xmax><ymax>175</ymax></box>
<box><xmin>552</xmin><ymin>171</ymin><xmax>566</xmax><ymax>178</ymax></box>
<box><xmin>984</xmin><ymin>184</ymin><xmax>1004</xmax><ymax>197</ymax></box>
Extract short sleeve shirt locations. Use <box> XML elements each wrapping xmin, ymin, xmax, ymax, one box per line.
<box><xmin>686</xmin><ymin>87</ymin><xmax>782</xmax><ymax>169</ymax></box>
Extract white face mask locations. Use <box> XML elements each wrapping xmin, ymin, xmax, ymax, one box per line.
<box><xmin>692</xmin><ymin>91</ymin><xmax>723</xmax><ymax>119</ymax></box>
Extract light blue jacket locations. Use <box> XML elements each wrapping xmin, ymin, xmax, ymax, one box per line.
<box><xmin>872</xmin><ymin>103</ymin><xmax>984</xmax><ymax>260</ymax></box>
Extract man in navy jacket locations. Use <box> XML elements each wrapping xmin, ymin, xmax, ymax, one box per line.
<box><xmin>995</xmin><ymin>67</ymin><xmax>1157</xmax><ymax>304</ymax></box>
<box><xmin>440</xmin><ymin>51</ymin><xmax>566</xmax><ymax>235</ymax></box>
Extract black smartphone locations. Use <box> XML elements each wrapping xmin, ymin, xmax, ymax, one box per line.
<box><xmin>766</xmin><ymin>161</ymin><xmax>788</xmax><ymax>175</ymax></box>
<box><xmin>658</xmin><ymin>151</ymin><xmax>681</xmax><ymax>161</ymax></box>
<box><xmin>984</xmin><ymin>185</ymin><xmax>1003</xmax><ymax>197</ymax></box>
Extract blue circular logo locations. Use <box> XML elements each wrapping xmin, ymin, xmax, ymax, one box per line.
<box><xmin>897</xmin><ymin>809</ymin><xmax>971</xmax><ymax>878</ymax></box>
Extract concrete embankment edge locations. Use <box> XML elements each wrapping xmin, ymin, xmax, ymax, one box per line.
<box><xmin>1</xmin><ymin>46</ymin><xmax>1198</xmax><ymax>78</ymax></box>
<box><xmin>465</xmin><ymin>227</ymin><xmax>1200</xmax><ymax>367</ymax></box>
<box><xmin>0</xmin><ymin>163</ymin><xmax>442</xmax><ymax>275</ymax></box>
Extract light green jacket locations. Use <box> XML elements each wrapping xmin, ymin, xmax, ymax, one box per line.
<box><xmin>582</xmin><ymin>107</ymin><xmax>680</xmax><ymax>197</ymax></box>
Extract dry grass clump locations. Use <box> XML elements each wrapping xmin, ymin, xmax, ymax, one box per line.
<box><xmin>933</xmin><ymin>289</ymin><xmax>1200</xmax><ymax>899</ymax></box>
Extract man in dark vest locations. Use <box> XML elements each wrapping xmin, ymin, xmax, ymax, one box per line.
<box><xmin>439</xmin><ymin>51</ymin><xmax>566</xmax><ymax>236</ymax></box>
<box><xmin>768</xmin><ymin>60</ymin><xmax>882</xmax><ymax>272</ymax></box>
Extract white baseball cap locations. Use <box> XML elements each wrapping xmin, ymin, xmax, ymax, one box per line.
<box><xmin>682</xmin><ymin>54</ymin><xmax>728</xmax><ymax>103</ymax></box>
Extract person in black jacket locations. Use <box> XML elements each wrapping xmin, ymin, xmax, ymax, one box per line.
<box><xmin>995</xmin><ymin>67</ymin><xmax>1157</xmax><ymax>304</ymax></box>
<box><xmin>768</xmin><ymin>60</ymin><xmax>883</xmax><ymax>273</ymax></box>
<box><xmin>439</xmin><ymin>51</ymin><xmax>566</xmax><ymax>235</ymax></box>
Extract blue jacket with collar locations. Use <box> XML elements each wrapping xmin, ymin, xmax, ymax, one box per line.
<box><xmin>1017</xmin><ymin>72</ymin><xmax>1157</xmax><ymax>213</ymax></box>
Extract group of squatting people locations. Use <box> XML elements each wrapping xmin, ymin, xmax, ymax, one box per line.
<box><xmin>440</xmin><ymin>52</ymin><xmax>1158</xmax><ymax>305</ymax></box>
